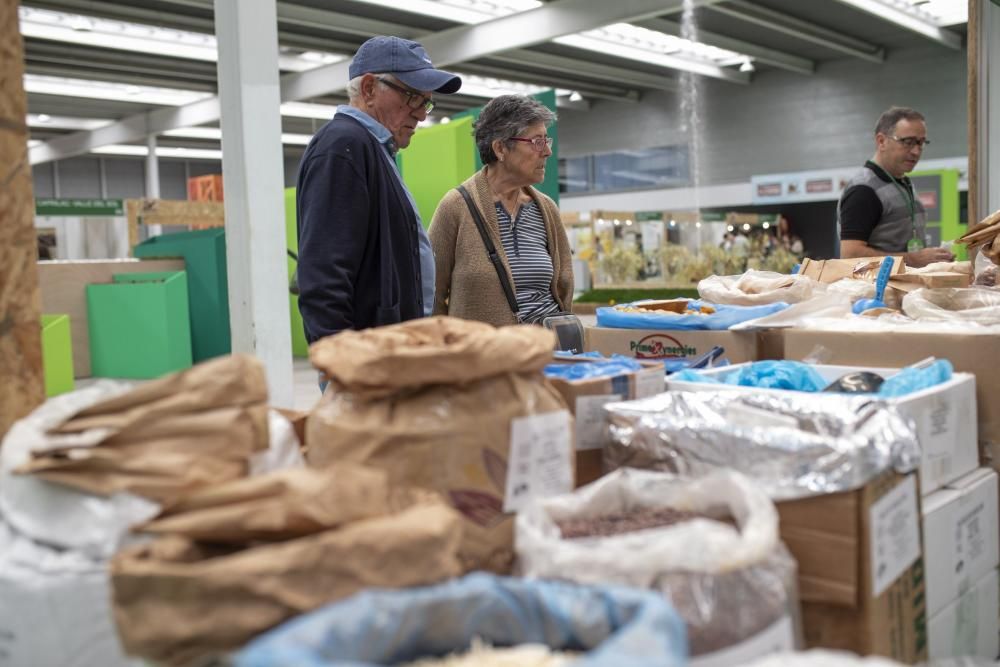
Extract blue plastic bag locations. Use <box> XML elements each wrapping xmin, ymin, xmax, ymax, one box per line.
<box><xmin>236</xmin><ymin>573</ymin><xmax>688</xmax><ymax>667</ymax></box>
<box><xmin>544</xmin><ymin>357</ymin><xmax>645</xmax><ymax>381</ymax></box>
<box><xmin>672</xmin><ymin>361</ymin><xmax>827</xmax><ymax>392</ymax></box>
<box><xmin>878</xmin><ymin>360</ymin><xmax>953</xmax><ymax>397</ymax></box>
<box><xmin>596</xmin><ymin>300</ymin><xmax>789</xmax><ymax>330</ymax></box>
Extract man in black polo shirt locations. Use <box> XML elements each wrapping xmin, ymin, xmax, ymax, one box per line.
<box><xmin>838</xmin><ymin>107</ymin><xmax>954</xmax><ymax>267</ymax></box>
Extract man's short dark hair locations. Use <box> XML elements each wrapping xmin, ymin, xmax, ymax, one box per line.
<box><xmin>875</xmin><ymin>107</ymin><xmax>925</xmax><ymax>136</ymax></box>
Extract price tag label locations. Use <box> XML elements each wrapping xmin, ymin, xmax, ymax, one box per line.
<box><xmin>504</xmin><ymin>410</ymin><xmax>574</xmax><ymax>513</ymax></box>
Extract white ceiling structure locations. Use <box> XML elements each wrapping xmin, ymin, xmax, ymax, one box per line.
<box><xmin>22</xmin><ymin>0</ymin><xmax>967</xmax><ymax>164</ymax></box>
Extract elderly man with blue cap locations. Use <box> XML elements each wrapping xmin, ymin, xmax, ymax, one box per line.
<box><xmin>295</xmin><ymin>36</ymin><xmax>461</xmax><ymax>353</ymax></box>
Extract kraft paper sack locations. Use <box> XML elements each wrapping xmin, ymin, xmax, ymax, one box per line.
<box><xmin>111</xmin><ymin>464</ymin><xmax>463</xmax><ymax>666</ymax></box>
<box><xmin>16</xmin><ymin>354</ymin><xmax>269</xmax><ymax>502</ymax></box>
<box><xmin>307</xmin><ymin>316</ymin><xmax>573</xmax><ymax>574</ymax></box>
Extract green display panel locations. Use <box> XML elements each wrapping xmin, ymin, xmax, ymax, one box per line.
<box><xmin>439</xmin><ymin>88</ymin><xmax>560</xmax><ymax>205</ymax></box>
<box><xmin>41</xmin><ymin>314</ymin><xmax>74</xmax><ymax>396</ymax></box>
<box><xmin>86</xmin><ymin>271</ymin><xmax>193</xmax><ymax>379</ymax></box>
<box><xmin>285</xmin><ymin>187</ymin><xmax>310</xmax><ymax>357</ymax></box>
<box><xmin>399</xmin><ymin>116</ymin><xmax>477</xmax><ymax>227</ymax></box>
<box><xmin>133</xmin><ymin>228</ymin><xmax>231</xmax><ymax>361</ymax></box>
<box><xmin>910</xmin><ymin>168</ymin><xmax>963</xmax><ymax>260</ymax></box>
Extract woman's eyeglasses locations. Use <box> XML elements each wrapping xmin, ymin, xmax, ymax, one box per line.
<box><xmin>508</xmin><ymin>135</ymin><xmax>554</xmax><ymax>152</ymax></box>
<box><xmin>377</xmin><ymin>77</ymin><xmax>435</xmax><ymax>113</ymax></box>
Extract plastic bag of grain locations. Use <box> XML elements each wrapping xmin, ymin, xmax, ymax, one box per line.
<box><xmin>306</xmin><ymin>316</ymin><xmax>573</xmax><ymax>573</ymax></box>
<box><xmin>516</xmin><ymin>468</ymin><xmax>800</xmax><ymax>665</ymax></box>
<box><xmin>235</xmin><ymin>573</ymin><xmax>687</xmax><ymax>667</ymax></box>
<box><xmin>698</xmin><ymin>271</ymin><xmax>824</xmax><ymax>306</ymax></box>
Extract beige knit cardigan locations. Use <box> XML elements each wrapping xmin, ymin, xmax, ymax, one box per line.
<box><xmin>428</xmin><ymin>167</ymin><xmax>573</xmax><ymax>327</ymax></box>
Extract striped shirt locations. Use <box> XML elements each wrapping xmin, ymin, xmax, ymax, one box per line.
<box><xmin>495</xmin><ymin>201</ymin><xmax>561</xmax><ymax>324</ymax></box>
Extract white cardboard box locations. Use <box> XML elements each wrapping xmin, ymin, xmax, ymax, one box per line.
<box><xmin>928</xmin><ymin>568</ymin><xmax>1000</xmax><ymax>660</ymax></box>
<box><xmin>922</xmin><ymin>467</ymin><xmax>1000</xmax><ymax>618</ymax></box>
<box><xmin>668</xmin><ymin>363</ymin><xmax>978</xmax><ymax>496</ymax></box>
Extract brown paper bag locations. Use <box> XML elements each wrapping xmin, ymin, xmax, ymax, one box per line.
<box><xmin>307</xmin><ymin>317</ymin><xmax>571</xmax><ymax>574</ymax></box>
<box><xmin>17</xmin><ymin>354</ymin><xmax>269</xmax><ymax>502</ymax></box>
<box><xmin>141</xmin><ymin>464</ymin><xmax>415</xmax><ymax>542</ymax></box>
<box><xmin>111</xmin><ymin>465</ymin><xmax>463</xmax><ymax>666</ymax></box>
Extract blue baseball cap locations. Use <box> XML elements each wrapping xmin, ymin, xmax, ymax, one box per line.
<box><xmin>349</xmin><ymin>36</ymin><xmax>462</xmax><ymax>95</ymax></box>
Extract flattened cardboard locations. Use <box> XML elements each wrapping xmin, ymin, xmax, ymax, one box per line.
<box><xmin>799</xmin><ymin>257</ymin><xmax>903</xmax><ymax>283</ymax></box>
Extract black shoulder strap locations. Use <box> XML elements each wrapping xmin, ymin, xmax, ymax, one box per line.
<box><xmin>456</xmin><ymin>185</ymin><xmax>519</xmax><ymax>315</ymax></box>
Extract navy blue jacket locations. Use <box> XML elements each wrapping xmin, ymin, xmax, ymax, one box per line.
<box><xmin>296</xmin><ymin>114</ymin><xmax>423</xmax><ymax>343</ymax></box>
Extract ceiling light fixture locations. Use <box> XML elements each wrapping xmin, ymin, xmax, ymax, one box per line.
<box><xmin>91</xmin><ymin>144</ymin><xmax>224</xmax><ymax>160</ymax></box>
<box><xmin>18</xmin><ymin>6</ymin><xmax>346</xmax><ymax>71</ymax></box>
<box><xmin>568</xmin><ymin>91</ymin><xmax>583</xmax><ymax>102</ymax></box>
<box><xmin>25</xmin><ymin>74</ymin><xmax>213</xmax><ymax>106</ymax></box>
<box><xmin>832</xmin><ymin>0</ymin><xmax>965</xmax><ymax>41</ymax></box>
<box><xmin>739</xmin><ymin>58</ymin><xmax>755</xmax><ymax>73</ymax></box>
<box><xmin>348</xmin><ymin>0</ymin><xmax>753</xmax><ymax>80</ymax></box>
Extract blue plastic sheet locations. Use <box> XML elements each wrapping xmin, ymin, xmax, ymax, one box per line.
<box><xmin>672</xmin><ymin>361</ymin><xmax>827</xmax><ymax>392</ymax></box>
<box><xmin>544</xmin><ymin>357</ymin><xmax>645</xmax><ymax>381</ymax></box>
<box><xmin>596</xmin><ymin>300</ymin><xmax>789</xmax><ymax>330</ymax></box>
<box><xmin>878</xmin><ymin>360</ymin><xmax>953</xmax><ymax>397</ymax></box>
<box><xmin>672</xmin><ymin>360</ymin><xmax>953</xmax><ymax>397</ymax></box>
<box><xmin>236</xmin><ymin>573</ymin><xmax>688</xmax><ymax>667</ymax></box>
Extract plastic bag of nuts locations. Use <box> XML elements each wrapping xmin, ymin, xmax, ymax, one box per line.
<box><xmin>516</xmin><ymin>469</ymin><xmax>801</xmax><ymax>662</ymax></box>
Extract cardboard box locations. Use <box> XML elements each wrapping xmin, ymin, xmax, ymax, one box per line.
<box><xmin>585</xmin><ymin>326</ymin><xmax>759</xmax><ymax>364</ymax></box>
<box><xmin>37</xmin><ymin>258</ymin><xmax>186</xmax><ymax>377</ymax></box>
<box><xmin>86</xmin><ymin>271</ymin><xmax>193</xmax><ymax>379</ymax></box>
<box><xmin>134</xmin><ymin>228</ymin><xmax>231</xmax><ymax>363</ymax></box>
<box><xmin>778</xmin><ymin>472</ymin><xmax>927</xmax><ymax>662</ymax></box>
<box><xmin>668</xmin><ymin>363</ymin><xmax>978</xmax><ymax>496</ymax></box>
<box><xmin>546</xmin><ymin>357</ymin><xmax>664</xmax><ymax>486</ymax></box>
<box><xmin>782</xmin><ymin>328</ymin><xmax>1000</xmax><ymax>473</ymax></box>
<box><xmin>799</xmin><ymin>256</ymin><xmax>904</xmax><ymax>283</ymax></box>
<box><xmin>928</xmin><ymin>568</ymin><xmax>999</xmax><ymax>660</ymax></box>
<box><xmin>922</xmin><ymin>468</ymin><xmax>999</xmax><ymax>618</ymax></box>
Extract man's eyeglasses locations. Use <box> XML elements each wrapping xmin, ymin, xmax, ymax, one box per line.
<box><xmin>377</xmin><ymin>77</ymin><xmax>435</xmax><ymax>113</ymax></box>
<box><xmin>508</xmin><ymin>135</ymin><xmax>554</xmax><ymax>152</ymax></box>
<box><xmin>891</xmin><ymin>135</ymin><xmax>930</xmax><ymax>149</ymax></box>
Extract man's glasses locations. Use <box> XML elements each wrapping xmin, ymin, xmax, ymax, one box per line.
<box><xmin>377</xmin><ymin>77</ymin><xmax>435</xmax><ymax>113</ymax></box>
<box><xmin>891</xmin><ymin>135</ymin><xmax>930</xmax><ymax>149</ymax></box>
<box><xmin>508</xmin><ymin>135</ymin><xmax>554</xmax><ymax>152</ymax></box>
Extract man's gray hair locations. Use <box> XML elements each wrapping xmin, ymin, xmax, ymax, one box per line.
<box><xmin>875</xmin><ymin>106</ymin><xmax>925</xmax><ymax>137</ymax></box>
<box><xmin>474</xmin><ymin>94</ymin><xmax>556</xmax><ymax>164</ymax></box>
<box><xmin>347</xmin><ymin>73</ymin><xmax>393</xmax><ymax>102</ymax></box>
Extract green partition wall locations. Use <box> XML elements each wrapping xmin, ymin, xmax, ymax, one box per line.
<box><xmin>399</xmin><ymin>116</ymin><xmax>477</xmax><ymax>226</ymax></box>
<box><xmin>285</xmin><ymin>187</ymin><xmax>310</xmax><ymax>357</ymax></box>
<box><xmin>910</xmin><ymin>168</ymin><xmax>963</xmax><ymax>260</ymax></box>
<box><xmin>402</xmin><ymin>89</ymin><xmax>560</xmax><ymax>219</ymax></box>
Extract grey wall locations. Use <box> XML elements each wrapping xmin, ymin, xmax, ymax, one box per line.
<box><xmin>31</xmin><ymin>152</ymin><xmax>303</xmax><ymax>201</ymax></box>
<box><xmin>558</xmin><ymin>44</ymin><xmax>968</xmax><ymax>185</ymax></box>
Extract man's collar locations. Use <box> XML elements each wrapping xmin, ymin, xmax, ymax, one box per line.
<box><xmin>866</xmin><ymin>159</ymin><xmax>910</xmax><ymax>185</ymax></box>
<box><xmin>336</xmin><ymin>105</ymin><xmax>397</xmax><ymax>154</ymax></box>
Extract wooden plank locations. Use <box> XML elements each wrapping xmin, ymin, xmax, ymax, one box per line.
<box><xmin>0</xmin><ymin>0</ymin><xmax>45</xmax><ymax>439</ymax></box>
<box><xmin>38</xmin><ymin>258</ymin><xmax>185</xmax><ymax>377</ymax></box>
<box><xmin>125</xmin><ymin>199</ymin><xmax>226</xmax><ymax>255</ymax></box>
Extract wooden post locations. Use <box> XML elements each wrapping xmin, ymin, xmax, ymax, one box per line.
<box><xmin>0</xmin><ymin>0</ymin><xmax>45</xmax><ymax>438</ymax></box>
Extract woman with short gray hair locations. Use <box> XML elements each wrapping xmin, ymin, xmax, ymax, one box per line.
<box><xmin>429</xmin><ymin>94</ymin><xmax>573</xmax><ymax>327</ymax></box>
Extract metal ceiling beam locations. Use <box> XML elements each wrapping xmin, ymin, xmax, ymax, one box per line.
<box><xmin>828</xmin><ymin>0</ymin><xmax>961</xmax><ymax>50</ymax></box>
<box><xmin>489</xmin><ymin>50</ymin><xmax>678</xmax><ymax>92</ymax></box>
<box><xmin>707</xmin><ymin>0</ymin><xmax>886</xmax><ymax>64</ymax></box>
<box><xmin>638</xmin><ymin>18</ymin><xmax>816</xmax><ymax>75</ymax></box>
<box><xmin>30</xmin><ymin>0</ymin><xmax>714</xmax><ymax>163</ymax></box>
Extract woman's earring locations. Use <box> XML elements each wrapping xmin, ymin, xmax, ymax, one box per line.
<box><xmin>499</xmin><ymin>155</ymin><xmax>504</xmax><ymax>162</ymax></box>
